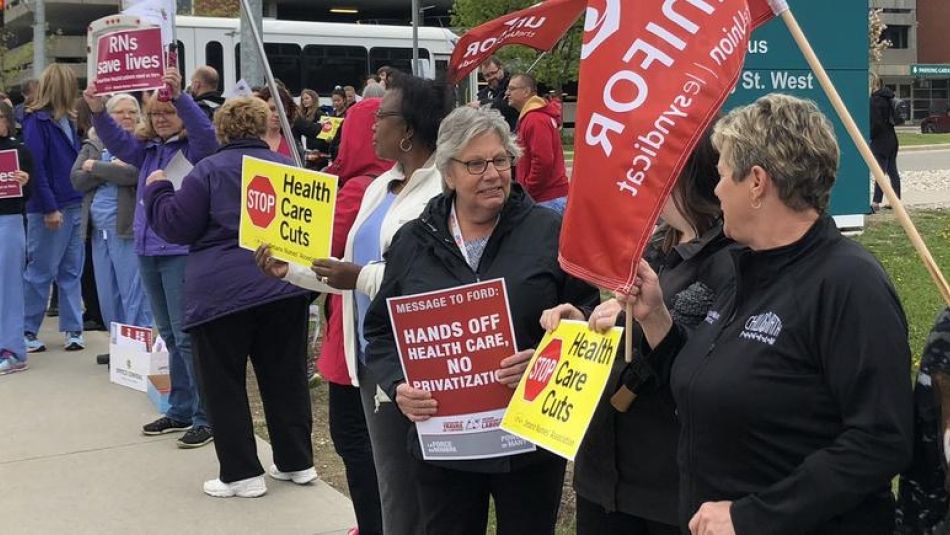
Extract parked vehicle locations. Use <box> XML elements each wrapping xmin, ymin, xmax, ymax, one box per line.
<box><xmin>920</xmin><ymin>111</ymin><xmax>950</xmax><ymax>134</ymax></box>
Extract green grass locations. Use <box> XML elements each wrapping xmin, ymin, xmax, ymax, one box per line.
<box><xmin>897</xmin><ymin>132</ymin><xmax>950</xmax><ymax>146</ymax></box>
<box><xmin>854</xmin><ymin>209</ymin><xmax>950</xmax><ymax>368</ymax></box>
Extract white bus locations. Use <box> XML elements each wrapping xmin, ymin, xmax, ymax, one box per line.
<box><xmin>174</xmin><ymin>15</ymin><xmax>462</xmax><ymax>97</ymax></box>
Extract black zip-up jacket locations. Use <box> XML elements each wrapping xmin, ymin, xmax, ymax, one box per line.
<box><xmin>363</xmin><ymin>183</ymin><xmax>600</xmax><ymax>473</ymax></box>
<box><xmin>644</xmin><ymin>215</ymin><xmax>913</xmax><ymax>534</ymax></box>
<box><xmin>0</xmin><ymin>135</ymin><xmax>34</xmax><ymax>216</ymax></box>
<box><xmin>574</xmin><ymin>222</ymin><xmax>734</xmax><ymax>525</ymax></box>
<box><xmin>870</xmin><ymin>87</ymin><xmax>898</xmax><ymax>157</ymax></box>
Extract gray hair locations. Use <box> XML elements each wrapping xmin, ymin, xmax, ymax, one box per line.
<box><xmin>105</xmin><ymin>93</ymin><xmax>140</xmax><ymax>115</ymax></box>
<box><xmin>362</xmin><ymin>84</ymin><xmax>385</xmax><ymax>98</ymax></box>
<box><xmin>712</xmin><ymin>93</ymin><xmax>839</xmax><ymax>214</ymax></box>
<box><xmin>435</xmin><ymin>106</ymin><xmax>522</xmax><ymax>189</ymax></box>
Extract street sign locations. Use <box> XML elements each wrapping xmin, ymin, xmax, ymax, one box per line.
<box><xmin>726</xmin><ymin>0</ymin><xmax>869</xmax><ymax>219</ymax></box>
<box><xmin>911</xmin><ymin>64</ymin><xmax>950</xmax><ymax>77</ymax></box>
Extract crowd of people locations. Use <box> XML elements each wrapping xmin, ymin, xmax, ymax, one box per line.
<box><xmin>0</xmin><ymin>54</ymin><xmax>947</xmax><ymax>535</ymax></box>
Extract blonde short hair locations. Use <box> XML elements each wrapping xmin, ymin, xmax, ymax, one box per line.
<box><xmin>27</xmin><ymin>64</ymin><xmax>78</xmax><ymax>121</ymax></box>
<box><xmin>712</xmin><ymin>93</ymin><xmax>839</xmax><ymax>214</ymax></box>
<box><xmin>213</xmin><ymin>97</ymin><xmax>268</xmax><ymax>145</ymax></box>
<box><xmin>135</xmin><ymin>92</ymin><xmax>185</xmax><ymax>140</ymax></box>
<box><xmin>435</xmin><ymin>106</ymin><xmax>522</xmax><ymax>191</ymax></box>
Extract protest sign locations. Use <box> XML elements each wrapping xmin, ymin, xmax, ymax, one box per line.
<box><xmin>0</xmin><ymin>149</ymin><xmax>22</xmax><ymax>199</ymax></box>
<box><xmin>238</xmin><ymin>155</ymin><xmax>337</xmax><ymax>268</ymax></box>
<box><xmin>387</xmin><ymin>279</ymin><xmax>535</xmax><ymax>460</ymax></box>
<box><xmin>317</xmin><ymin>116</ymin><xmax>344</xmax><ymax>142</ymax></box>
<box><xmin>93</xmin><ymin>27</ymin><xmax>165</xmax><ymax>95</ymax></box>
<box><xmin>502</xmin><ymin>320</ymin><xmax>622</xmax><ymax>460</ymax></box>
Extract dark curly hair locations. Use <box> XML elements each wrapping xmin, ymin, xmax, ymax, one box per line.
<box><xmin>385</xmin><ymin>72</ymin><xmax>453</xmax><ymax>153</ymax></box>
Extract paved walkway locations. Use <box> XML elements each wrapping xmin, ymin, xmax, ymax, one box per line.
<box><xmin>0</xmin><ymin>322</ymin><xmax>355</xmax><ymax>535</ymax></box>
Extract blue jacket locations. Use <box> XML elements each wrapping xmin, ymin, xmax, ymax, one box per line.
<box><xmin>92</xmin><ymin>93</ymin><xmax>218</xmax><ymax>256</ymax></box>
<box><xmin>144</xmin><ymin>138</ymin><xmax>310</xmax><ymax>330</ymax></box>
<box><xmin>21</xmin><ymin>110</ymin><xmax>82</xmax><ymax>214</ymax></box>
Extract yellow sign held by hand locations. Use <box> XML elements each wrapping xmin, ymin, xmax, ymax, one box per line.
<box><xmin>501</xmin><ymin>320</ymin><xmax>622</xmax><ymax>460</ymax></box>
<box><xmin>238</xmin><ymin>155</ymin><xmax>338</xmax><ymax>268</ymax></box>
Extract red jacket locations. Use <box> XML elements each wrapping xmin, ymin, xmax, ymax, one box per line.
<box><xmin>515</xmin><ymin>96</ymin><xmax>569</xmax><ymax>203</ymax></box>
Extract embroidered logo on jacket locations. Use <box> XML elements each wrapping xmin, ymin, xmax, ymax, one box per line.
<box><xmin>740</xmin><ymin>312</ymin><xmax>783</xmax><ymax>345</ymax></box>
<box><xmin>704</xmin><ymin>310</ymin><xmax>720</xmax><ymax>324</ymax></box>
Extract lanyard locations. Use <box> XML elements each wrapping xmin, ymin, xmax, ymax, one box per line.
<box><xmin>448</xmin><ymin>202</ymin><xmax>498</xmax><ymax>269</ymax></box>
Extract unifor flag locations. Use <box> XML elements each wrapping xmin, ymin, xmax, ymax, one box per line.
<box><xmin>447</xmin><ymin>0</ymin><xmax>588</xmax><ymax>84</ymax></box>
<box><xmin>559</xmin><ymin>0</ymin><xmax>787</xmax><ymax>292</ymax></box>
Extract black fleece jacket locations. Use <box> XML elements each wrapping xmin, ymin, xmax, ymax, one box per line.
<box><xmin>363</xmin><ymin>183</ymin><xmax>600</xmax><ymax>473</ymax></box>
<box><xmin>645</xmin><ymin>215</ymin><xmax>913</xmax><ymax>534</ymax></box>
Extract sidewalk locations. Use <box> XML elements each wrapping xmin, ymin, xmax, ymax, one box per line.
<box><xmin>0</xmin><ymin>322</ymin><xmax>355</xmax><ymax>535</ymax></box>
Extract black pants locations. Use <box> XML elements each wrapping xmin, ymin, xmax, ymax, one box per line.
<box><xmin>576</xmin><ymin>495</ymin><xmax>681</xmax><ymax>535</ymax></box>
<box><xmin>191</xmin><ymin>295</ymin><xmax>313</xmax><ymax>483</ymax></box>
<box><xmin>411</xmin><ymin>455</ymin><xmax>566</xmax><ymax>535</ymax></box>
<box><xmin>81</xmin><ymin>235</ymin><xmax>102</xmax><ymax>325</ymax></box>
<box><xmin>328</xmin><ymin>382</ymin><xmax>382</xmax><ymax>535</ymax></box>
<box><xmin>872</xmin><ymin>148</ymin><xmax>902</xmax><ymax>204</ymax></box>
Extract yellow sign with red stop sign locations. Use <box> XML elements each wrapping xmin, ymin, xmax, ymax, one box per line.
<box><xmin>501</xmin><ymin>320</ymin><xmax>622</xmax><ymax>460</ymax></box>
<box><xmin>239</xmin><ymin>155</ymin><xmax>338</xmax><ymax>268</ymax></box>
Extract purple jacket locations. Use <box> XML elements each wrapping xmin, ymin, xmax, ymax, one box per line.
<box><xmin>144</xmin><ymin>139</ymin><xmax>309</xmax><ymax>330</ymax></box>
<box><xmin>92</xmin><ymin>93</ymin><xmax>218</xmax><ymax>256</ymax></box>
<box><xmin>21</xmin><ymin>110</ymin><xmax>82</xmax><ymax>214</ymax></box>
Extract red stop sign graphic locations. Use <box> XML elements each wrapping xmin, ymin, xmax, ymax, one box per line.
<box><xmin>246</xmin><ymin>175</ymin><xmax>276</xmax><ymax>228</ymax></box>
<box><xmin>523</xmin><ymin>338</ymin><xmax>562</xmax><ymax>402</ymax></box>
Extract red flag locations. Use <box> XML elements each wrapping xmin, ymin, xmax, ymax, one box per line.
<box><xmin>447</xmin><ymin>0</ymin><xmax>587</xmax><ymax>84</ymax></box>
<box><xmin>559</xmin><ymin>0</ymin><xmax>782</xmax><ymax>292</ymax></box>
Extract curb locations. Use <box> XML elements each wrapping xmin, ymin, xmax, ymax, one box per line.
<box><xmin>901</xmin><ymin>144</ymin><xmax>950</xmax><ymax>152</ymax></box>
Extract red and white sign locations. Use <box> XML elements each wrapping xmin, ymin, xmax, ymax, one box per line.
<box><xmin>523</xmin><ymin>338</ymin><xmax>562</xmax><ymax>402</ymax></box>
<box><xmin>246</xmin><ymin>175</ymin><xmax>277</xmax><ymax>228</ymax></box>
<box><xmin>560</xmin><ymin>0</ymin><xmax>778</xmax><ymax>292</ymax></box>
<box><xmin>387</xmin><ymin>279</ymin><xmax>534</xmax><ymax>460</ymax></box>
<box><xmin>94</xmin><ymin>26</ymin><xmax>165</xmax><ymax>95</ymax></box>
<box><xmin>447</xmin><ymin>0</ymin><xmax>587</xmax><ymax>84</ymax></box>
<box><xmin>0</xmin><ymin>149</ymin><xmax>22</xmax><ymax>199</ymax></box>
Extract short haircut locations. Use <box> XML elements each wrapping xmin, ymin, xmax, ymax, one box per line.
<box><xmin>105</xmin><ymin>93</ymin><xmax>140</xmax><ymax>115</ymax></box>
<box><xmin>386</xmin><ymin>72</ymin><xmax>453</xmax><ymax>153</ymax></box>
<box><xmin>510</xmin><ymin>73</ymin><xmax>537</xmax><ymax>94</ymax></box>
<box><xmin>193</xmin><ymin>66</ymin><xmax>220</xmax><ymax>90</ymax></box>
<box><xmin>435</xmin><ymin>106</ymin><xmax>522</xmax><ymax>190</ymax></box>
<box><xmin>481</xmin><ymin>56</ymin><xmax>504</xmax><ymax>71</ymax></box>
<box><xmin>343</xmin><ymin>85</ymin><xmax>356</xmax><ymax>93</ymax></box>
<box><xmin>214</xmin><ymin>96</ymin><xmax>268</xmax><ymax>145</ymax></box>
<box><xmin>362</xmin><ymin>84</ymin><xmax>385</xmax><ymax>99</ymax></box>
<box><xmin>712</xmin><ymin>93</ymin><xmax>839</xmax><ymax>214</ymax></box>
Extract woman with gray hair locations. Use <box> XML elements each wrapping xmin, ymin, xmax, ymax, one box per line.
<box><xmin>362</xmin><ymin>105</ymin><xmax>599</xmax><ymax>534</ymax></box>
<box><xmin>70</xmin><ymin>93</ymin><xmax>152</xmax><ymax>331</ymax></box>
<box><xmin>585</xmin><ymin>93</ymin><xmax>912</xmax><ymax>534</ymax></box>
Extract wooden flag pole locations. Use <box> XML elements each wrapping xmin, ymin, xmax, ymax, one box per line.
<box><xmin>609</xmin><ymin>302</ymin><xmax>638</xmax><ymax>412</ymax></box>
<box><xmin>781</xmin><ymin>9</ymin><xmax>950</xmax><ymax>307</ymax></box>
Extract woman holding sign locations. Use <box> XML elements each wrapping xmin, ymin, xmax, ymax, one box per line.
<box><xmin>257</xmin><ymin>72</ymin><xmax>451</xmax><ymax>535</ymax></box>
<box><xmin>362</xmin><ymin>106</ymin><xmax>599</xmax><ymax>535</ymax></box>
<box><xmin>0</xmin><ymin>101</ymin><xmax>34</xmax><ymax>374</ymax></box>
<box><xmin>591</xmin><ymin>94</ymin><xmax>913</xmax><ymax>535</ymax></box>
<box><xmin>85</xmin><ymin>67</ymin><xmax>218</xmax><ymax>448</ymax></box>
<box><xmin>143</xmin><ymin>96</ymin><xmax>315</xmax><ymax>498</ymax></box>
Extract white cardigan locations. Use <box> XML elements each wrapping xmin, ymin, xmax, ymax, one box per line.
<box><xmin>283</xmin><ymin>156</ymin><xmax>443</xmax><ymax>387</ymax></box>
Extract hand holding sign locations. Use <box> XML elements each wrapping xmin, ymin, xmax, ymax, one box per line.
<box><xmin>496</xmin><ymin>349</ymin><xmax>534</xmax><ymax>389</ymax></box>
<box><xmin>395</xmin><ymin>382</ymin><xmax>439</xmax><ymax>422</ymax></box>
<box><xmin>588</xmin><ymin>299</ymin><xmax>623</xmax><ymax>333</ymax></box>
<box><xmin>83</xmin><ymin>83</ymin><xmax>105</xmax><ymax>113</ymax></box>
<box><xmin>539</xmin><ymin>303</ymin><xmax>585</xmax><ymax>333</ymax></box>
<box><xmin>13</xmin><ymin>170</ymin><xmax>28</xmax><ymax>186</ymax></box>
<box><xmin>311</xmin><ymin>258</ymin><xmax>361</xmax><ymax>290</ymax></box>
<box><xmin>254</xmin><ymin>244</ymin><xmax>289</xmax><ymax>279</ymax></box>
<box><xmin>146</xmin><ymin>169</ymin><xmax>168</xmax><ymax>185</ymax></box>
<box><xmin>162</xmin><ymin>67</ymin><xmax>182</xmax><ymax>100</ymax></box>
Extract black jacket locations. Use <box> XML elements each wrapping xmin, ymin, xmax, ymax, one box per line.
<box><xmin>0</xmin><ymin>135</ymin><xmax>34</xmax><ymax>216</ymax></box>
<box><xmin>574</xmin><ymin>222</ymin><xmax>734</xmax><ymax>525</ymax></box>
<box><xmin>478</xmin><ymin>73</ymin><xmax>519</xmax><ymax>131</ymax></box>
<box><xmin>364</xmin><ymin>183</ymin><xmax>600</xmax><ymax>473</ymax></box>
<box><xmin>193</xmin><ymin>91</ymin><xmax>225</xmax><ymax>121</ymax></box>
<box><xmin>870</xmin><ymin>87</ymin><xmax>899</xmax><ymax>156</ymax></box>
<box><xmin>645</xmin><ymin>216</ymin><xmax>912</xmax><ymax>534</ymax></box>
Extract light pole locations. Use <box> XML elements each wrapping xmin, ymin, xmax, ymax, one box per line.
<box><xmin>32</xmin><ymin>0</ymin><xmax>46</xmax><ymax>76</ymax></box>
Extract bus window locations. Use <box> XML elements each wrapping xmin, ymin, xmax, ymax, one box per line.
<box><xmin>369</xmin><ymin>47</ymin><xmax>430</xmax><ymax>77</ymax></box>
<box><xmin>435</xmin><ymin>59</ymin><xmax>448</xmax><ymax>80</ymax></box>
<box><xmin>176</xmin><ymin>40</ymin><xmax>186</xmax><ymax>90</ymax></box>
<box><xmin>234</xmin><ymin>43</ymin><xmax>302</xmax><ymax>94</ymax></box>
<box><xmin>302</xmin><ymin>45</ymin><xmax>368</xmax><ymax>95</ymax></box>
<box><xmin>205</xmin><ymin>41</ymin><xmax>224</xmax><ymax>90</ymax></box>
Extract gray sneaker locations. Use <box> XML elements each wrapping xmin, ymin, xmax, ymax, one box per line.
<box><xmin>64</xmin><ymin>331</ymin><xmax>85</xmax><ymax>351</ymax></box>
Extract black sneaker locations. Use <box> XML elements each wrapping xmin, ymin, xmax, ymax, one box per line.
<box><xmin>177</xmin><ymin>426</ymin><xmax>213</xmax><ymax>449</ymax></box>
<box><xmin>142</xmin><ymin>416</ymin><xmax>191</xmax><ymax>436</ymax></box>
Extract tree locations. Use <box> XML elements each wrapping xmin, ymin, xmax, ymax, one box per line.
<box><xmin>194</xmin><ymin>0</ymin><xmax>239</xmax><ymax>17</ymax></box>
<box><xmin>451</xmin><ymin>0</ymin><xmax>582</xmax><ymax>95</ymax></box>
<box><xmin>868</xmin><ymin>8</ymin><xmax>891</xmax><ymax>70</ymax></box>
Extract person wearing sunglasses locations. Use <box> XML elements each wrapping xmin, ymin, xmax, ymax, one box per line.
<box><xmin>362</xmin><ymin>105</ymin><xmax>599</xmax><ymax>534</ymax></box>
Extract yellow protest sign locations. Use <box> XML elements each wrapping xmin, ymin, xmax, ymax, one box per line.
<box><xmin>238</xmin><ymin>155</ymin><xmax>337</xmax><ymax>268</ymax></box>
<box><xmin>501</xmin><ymin>320</ymin><xmax>622</xmax><ymax>460</ymax></box>
<box><xmin>317</xmin><ymin>116</ymin><xmax>343</xmax><ymax>141</ymax></box>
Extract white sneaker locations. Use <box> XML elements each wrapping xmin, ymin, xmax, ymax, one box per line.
<box><xmin>267</xmin><ymin>464</ymin><xmax>317</xmax><ymax>485</ymax></box>
<box><xmin>203</xmin><ymin>475</ymin><xmax>267</xmax><ymax>498</ymax></box>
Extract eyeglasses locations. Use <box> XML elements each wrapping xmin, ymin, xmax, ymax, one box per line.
<box><xmin>506</xmin><ymin>85</ymin><xmax>527</xmax><ymax>92</ymax></box>
<box><xmin>374</xmin><ymin>110</ymin><xmax>402</xmax><ymax>121</ymax></box>
<box><xmin>147</xmin><ymin>110</ymin><xmax>176</xmax><ymax>119</ymax></box>
<box><xmin>451</xmin><ymin>155</ymin><xmax>513</xmax><ymax>175</ymax></box>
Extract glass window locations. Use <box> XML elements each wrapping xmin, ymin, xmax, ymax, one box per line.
<box><xmin>369</xmin><ymin>47</ymin><xmax>431</xmax><ymax>77</ymax></box>
<box><xmin>205</xmin><ymin>41</ymin><xmax>224</xmax><ymax>90</ymax></box>
<box><xmin>302</xmin><ymin>45</ymin><xmax>369</xmax><ymax>95</ymax></box>
<box><xmin>881</xmin><ymin>25</ymin><xmax>909</xmax><ymax>49</ymax></box>
<box><xmin>234</xmin><ymin>43</ymin><xmax>302</xmax><ymax>93</ymax></box>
